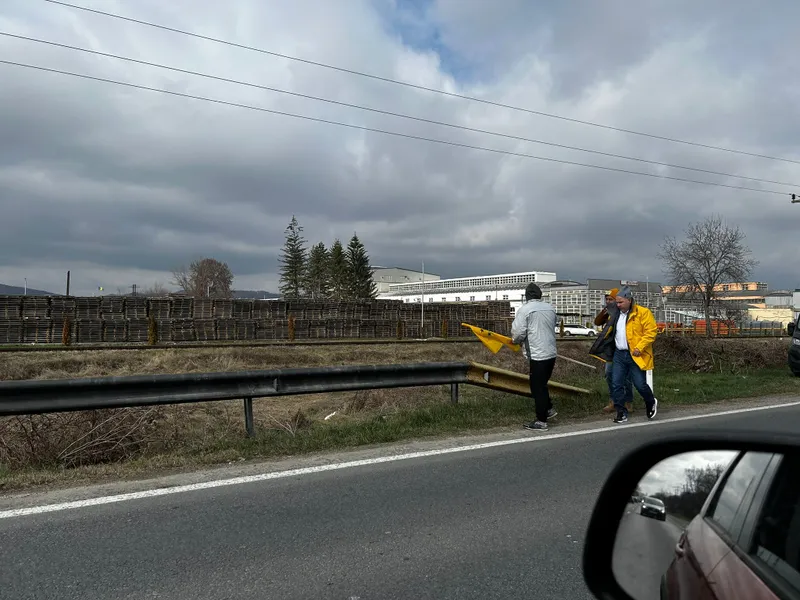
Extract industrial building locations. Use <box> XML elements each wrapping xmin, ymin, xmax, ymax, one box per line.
<box><xmin>370</xmin><ymin>266</ymin><xmax>440</xmax><ymax>294</ymax></box>
<box><xmin>663</xmin><ymin>282</ymin><xmax>769</xmax><ymax>304</ymax></box>
<box><xmin>763</xmin><ymin>290</ymin><xmax>794</xmax><ymax>307</ymax></box>
<box><xmin>376</xmin><ymin>270</ymin><xmax>558</xmax><ymax>312</ymax></box>
<box><xmin>374</xmin><ymin>266</ymin><xmax>790</xmax><ymax>327</ymax></box>
<box><xmin>543</xmin><ymin>278</ymin><xmax>666</xmax><ymax>326</ymax></box>
<box><xmin>795</xmin><ymin>290</ymin><xmax>800</xmax><ymax>319</ymax></box>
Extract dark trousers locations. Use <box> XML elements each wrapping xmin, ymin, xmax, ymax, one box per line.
<box><xmin>529</xmin><ymin>358</ymin><xmax>556</xmax><ymax>422</ymax></box>
<box><xmin>605</xmin><ymin>361</ymin><xmax>633</xmax><ymax>403</ymax></box>
<box><xmin>611</xmin><ymin>349</ymin><xmax>655</xmax><ymax>416</ymax></box>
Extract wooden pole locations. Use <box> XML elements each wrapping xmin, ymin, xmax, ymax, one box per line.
<box><xmin>557</xmin><ymin>353</ymin><xmax>597</xmax><ymax>370</ymax></box>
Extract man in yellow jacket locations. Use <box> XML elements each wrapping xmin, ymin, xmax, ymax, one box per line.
<box><xmin>610</xmin><ymin>287</ymin><xmax>658</xmax><ymax>424</ymax></box>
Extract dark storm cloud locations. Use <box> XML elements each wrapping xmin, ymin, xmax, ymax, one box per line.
<box><xmin>0</xmin><ymin>0</ymin><xmax>798</xmax><ymax>294</ymax></box>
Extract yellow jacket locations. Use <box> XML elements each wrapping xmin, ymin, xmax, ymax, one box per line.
<box><xmin>619</xmin><ymin>303</ymin><xmax>658</xmax><ymax>371</ymax></box>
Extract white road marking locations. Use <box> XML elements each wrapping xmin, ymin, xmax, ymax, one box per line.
<box><xmin>2</xmin><ymin>399</ymin><xmax>799</xmax><ymax>520</ymax></box>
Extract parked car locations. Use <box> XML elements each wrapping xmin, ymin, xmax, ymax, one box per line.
<box><xmin>788</xmin><ymin>317</ymin><xmax>800</xmax><ymax>377</ymax></box>
<box><xmin>640</xmin><ymin>496</ymin><xmax>667</xmax><ymax>521</ymax></box>
<box><xmin>557</xmin><ymin>324</ymin><xmax>597</xmax><ymax>336</ymax></box>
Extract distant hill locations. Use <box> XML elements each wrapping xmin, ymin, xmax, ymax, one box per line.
<box><xmin>0</xmin><ymin>283</ymin><xmax>58</xmax><ymax>296</ymax></box>
<box><xmin>0</xmin><ymin>283</ymin><xmax>277</xmax><ymax>299</ymax></box>
<box><xmin>233</xmin><ymin>290</ymin><xmax>280</xmax><ymax>299</ymax></box>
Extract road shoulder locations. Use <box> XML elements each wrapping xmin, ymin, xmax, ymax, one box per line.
<box><xmin>1</xmin><ymin>394</ymin><xmax>797</xmax><ymax>513</ymax></box>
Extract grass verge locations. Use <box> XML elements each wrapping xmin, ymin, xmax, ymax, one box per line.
<box><xmin>1</xmin><ymin>364</ymin><xmax>796</xmax><ymax>492</ymax></box>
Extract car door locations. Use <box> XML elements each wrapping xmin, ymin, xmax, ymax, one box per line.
<box><xmin>725</xmin><ymin>451</ymin><xmax>800</xmax><ymax>599</ymax></box>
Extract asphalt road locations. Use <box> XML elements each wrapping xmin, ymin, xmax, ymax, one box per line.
<box><xmin>2</xmin><ymin>404</ymin><xmax>800</xmax><ymax>600</ymax></box>
<box><xmin>613</xmin><ymin>505</ymin><xmax>685</xmax><ymax>599</ymax></box>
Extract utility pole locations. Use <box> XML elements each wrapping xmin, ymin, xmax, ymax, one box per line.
<box><xmin>420</xmin><ymin>261</ymin><xmax>425</xmax><ymax>337</ymax></box>
<box><xmin>66</xmin><ymin>270</ymin><xmax>70</xmax><ymax>296</ymax></box>
<box><xmin>24</xmin><ymin>278</ymin><xmax>27</xmax><ymax>296</ymax></box>
<box><xmin>131</xmin><ymin>284</ymin><xmax>138</xmax><ymax>296</ymax></box>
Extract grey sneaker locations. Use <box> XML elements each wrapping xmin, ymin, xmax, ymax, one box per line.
<box><xmin>548</xmin><ymin>408</ymin><xmax>558</xmax><ymax>419</ymax></box>
<box><xmin>524</xmin><ymin>420</ymin><xmax>548</xmax><ymax>430</ymax></box>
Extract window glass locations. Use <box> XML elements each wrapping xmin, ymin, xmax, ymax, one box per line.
<box><xmin>751</xmin><ymin>454</ymin><xmax>800</xmax><ymax>593</ymax></box>
<box><xmin>710</xmin><ymin>452</ymin><xmax>773</xmax><ymax>536</ymax></box>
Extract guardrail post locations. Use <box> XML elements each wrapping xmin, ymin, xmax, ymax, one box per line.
<box><xmin>243</xmin><ymin>397</ymin><xmax>255</xmax><ymax>437</ymax></box>
<box><xmin>450</xmin><ymin>383</ymin><xmax>459</xmax><ymax>404</ymax></box>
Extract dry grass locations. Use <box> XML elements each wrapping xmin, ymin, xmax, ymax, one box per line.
<box><xmin>0</xmin><ymin>337</ymin><xmax>794</xmax><ymax>490</ymax></box>
<box><xmin>653</xmin><ymin>336</ymin><xmax>790</xmax><ymax>373</ymax></box>
<box><xmin>0</xmin><ymin>342</ymin><xmax>517</xmax><ymax>380</ymax></box>
<box><xmin>0</xmin><ymin>337</ymin><xmax>788</xmax><ymax>382</ymax></box>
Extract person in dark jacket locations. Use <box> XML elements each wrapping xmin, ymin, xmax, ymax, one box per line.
<box><xmin>592</xmin><ymin>288</ymin><xmax>632</xmax><ymax>413</ymax></box>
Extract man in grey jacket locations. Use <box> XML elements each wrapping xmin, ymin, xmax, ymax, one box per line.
<box><xmin>511</xmin><ymin>282</ymin><xmax>558</xmax><ymax>430</ymax></box>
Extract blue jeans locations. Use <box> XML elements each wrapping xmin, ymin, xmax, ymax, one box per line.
<box><xmin>606</xmin><ymin>361</ymin><xmax>632</xmax><ymax>404</ymax></box>
<box><xmin>612</xmin><ymin>349</ymin><xmax>655</xmax><ymax>416</ymax></box>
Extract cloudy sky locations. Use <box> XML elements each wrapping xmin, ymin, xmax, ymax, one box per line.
<box><xmin>1</xmin><ymin>0</ymin><xmax>799</xmax><ymax>296</ymax></box>
<box><xmin>638</xmin><ymin>449</ymin><xmax>737</xmax><ymax>496</ymax></box>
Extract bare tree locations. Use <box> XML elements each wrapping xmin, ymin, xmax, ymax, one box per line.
<box><xmin>172</xmin><ymin>258</ymin><xmax>234</xmax><ymax>298</ymax></box>
<box><xmin>659</xmin><ymin>215</ymin><xmax>758</xmax><ymax>337</ymax></box>
<box><xmin>141</xmin><ymin>282</ymin><xmax>171</xmax><ymax>296</ymax></box>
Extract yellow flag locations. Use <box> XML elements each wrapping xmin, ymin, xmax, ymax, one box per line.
<box><xmin>461</xmin><ymin>323</ymin><xmax>520</xmax><ymax>354</ymax></box>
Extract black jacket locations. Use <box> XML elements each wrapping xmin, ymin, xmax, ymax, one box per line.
<box><xmin>589</xmin><ymin>304</ymin><xmax>620</xmax><ymax>363</ymax></box>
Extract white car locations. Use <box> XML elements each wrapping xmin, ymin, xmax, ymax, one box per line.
<box><xmin>556</xmin><ymin>324</ymin><xmax>597</xmax><ymax>336</ymax></box>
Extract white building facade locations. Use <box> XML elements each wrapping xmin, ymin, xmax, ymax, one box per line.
<box><xmin>377</xmin><ymin>270</ymin><xmax>558</xmax><ymax>314</ymax></box>
<box><xmin>794</xmin><ymin>290</ymin><xmax>800</xmax><ymax>321</ymax></box>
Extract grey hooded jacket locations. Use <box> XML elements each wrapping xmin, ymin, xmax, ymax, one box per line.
<box><xmin>510</xmin><ymin>299</ymin><xmax>558</xmax><ymax>361</ymax></box>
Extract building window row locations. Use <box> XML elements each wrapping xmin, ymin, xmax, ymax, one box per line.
<box><xmin>388</xmin><ymin>272</ymin><xmax>542</xmax><ymax>293</ymax></box>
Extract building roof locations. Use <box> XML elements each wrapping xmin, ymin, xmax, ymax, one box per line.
<box><xmin>587</xmin><ymin>278</ymin><xmax>663</xmax><ymax>292</ymax></box>
<box><xmin>542</xmin><ymin>280</ymin><xmax>585</xmax><ymax>288</ymax></box>
<box><xmin>714</xmin><ymin>290</ymin><xmax>767</xmax><ymax>299</ymax></box>
<box><xmin>371</xmin><ymin>266</ymin><xmax>440</xmax><ymax>276</ymax></box>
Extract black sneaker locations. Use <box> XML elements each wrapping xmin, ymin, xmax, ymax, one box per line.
<box><xmin>647</xmin><ymin>398</ymin><xmax>658</xmax><ymax>420</ymax></box>
<box><xmin>524</xmin><ymin>420</ymin><xmax>548</xmax><ymax>430</ymax></box>
<box><xmin>547</xmin><ymin>408</ymin><xmax>558</xmax><ymax>419</ymax></box>
<box><xmin>613</xmin><ymin>413</ymin><xmax>628</xmax><ymax>424</ymax></box>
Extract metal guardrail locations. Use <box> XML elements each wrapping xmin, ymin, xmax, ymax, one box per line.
<box><xmin>0</xmin><ymin>336</ymin><xmax>600</xmax><ymax>352</ymax></box>
<box><xmin>0</xmin><ymin>361</ymin><xmax>591</xmax><ymax>437</ymax></box>
<box><xmin>467</xmin><ymin>362</ymin><xmax>592</xmax><ymax>396</ymax></box>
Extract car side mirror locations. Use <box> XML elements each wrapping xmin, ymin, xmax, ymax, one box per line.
<box><xmin>789</xmin><ymin>322</ymin><xmax>796</xmax><ymax>336</ymax></box>
<box><xmin>582</xmin><ymin>432</ymin><xmax>800</xmax><ymax>600</ymax></box>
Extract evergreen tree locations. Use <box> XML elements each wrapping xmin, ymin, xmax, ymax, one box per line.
<box><xmin>304</xmin><ymin>242</ymin><xmax>331</xmax><ymax>299</ymax></box>
<box><xmin>346</xmin><ymin>233</ymin><xmax>377</xmax><ymax>300</ymax></box>
<box><xmin>278</xmin><ymin>215</ymin><xmax>308</xmax><ymax>299</ymax></box>
<box><xmin>328</xmin><ymin>238</ymin><xmax>349</xmax><ymax>301</ymax></box>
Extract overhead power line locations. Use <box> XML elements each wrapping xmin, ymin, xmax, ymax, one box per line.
<box><xmin>43</xmin><ymin>0</ymin><xmax>800</xmax><ymax>166</ymax></box>
<box><xmin>0</xmin><ymin>58</ymin><xmax>793</xmax><ymax>198</ymax></box>
<box><xmin>5</xmin><ymin>32</ymin><xmax>797</xmax><ymax>189</ymax></box>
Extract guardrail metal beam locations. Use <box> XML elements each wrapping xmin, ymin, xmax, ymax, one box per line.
<box><xmin>0</xmin><ymin>361</ymin><xmax>593</xmax><ymax>439</ymax></box>
<box><xmin>466</xmin><ymin>362</ymin><xmax>592</xmax><ymax>397</ymax></box>
<box><xmin>0</xmin><ymin>362</ymin><xmax>471</xmax><ymax>416</ymax></box>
